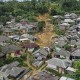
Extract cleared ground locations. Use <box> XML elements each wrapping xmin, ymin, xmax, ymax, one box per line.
<box><xmin>35</xmin><ymin>13</ymin><xmax>57</xmax><ymax>47</ymax></box>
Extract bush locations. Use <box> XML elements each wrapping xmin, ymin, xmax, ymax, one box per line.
<box><xmin>47</xmin><ymin>54</ymin><xmax>52</xmax><ymax>59</ymax></box>
<box><xmin>28</xmin><ymin>16</ymin><xmax>37</xmax><ymax>22</ymax></box>
<box><xmin>54</xmin><ymin>25</ymin><xmax>65</xmax><ymax>35</ymax></box>
<box><xmin>50</xmin><ymin>9</ymin><xmax>58</xmax><ymax>16</ymax></box>
<box><xmin>21</xmin><ymin>53</ymin><xmax>27</xmax><ymax>60</ymax></box>
<box><xmin>15</xmin><ymin>16</ymin><xmax>22</xmax><ymax>22</ymax></box>
<box><xmin>0</xmin><ymin>55</ymin><xmax>28</xmax><ymax>67</ymax></box>
<box><xmin>70</xmin><ymin>11</ymin><xmax>80</xmax><ymax>15</ymax></box>
<box><xmin>64</xmin><ymin>44</ymin><xmax>71</xmax><ymax>51</ymax></box>
<box><xmin>38</xmin><ymin>21</ymin><xmax>45</xmax><ymax>32</ymax></box>
<box><xmin>29</xmin><ymin>54</ymin><xmax>34</xmax><ymax>64</ymax></box>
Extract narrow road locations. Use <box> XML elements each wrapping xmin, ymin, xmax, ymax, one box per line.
<box><xmin>26</xmin><ymin>52</ymin><xmax>46</xmax><ymax>77</ymax></box>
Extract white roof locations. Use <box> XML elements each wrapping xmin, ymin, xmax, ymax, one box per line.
<box><xmin>64</xmin><ymin>19</ymin><xmax>74</xmax><ymax>23</ymax></box>
<box><xmin>52</xmin><ymin>15</ymin><xmax>60</xmax><ymax>18</ymax></box>
<box><xmin>60</xmin><ymin>76</ymin><xmax>75</xmax><ymax>80</ymax></box>
<box><xmin>60</xmin><ymin>23</ymin><xmax>70</xmax><ymax>26</ymax></box>
<box><xmin>6</xmin><ymin>21</ymin><xmax>12</xmax><ymax>24</ymax></box>
<box><xmin>8</xmin><ymin>35</ymin><xmax>18</xmax><ymax>38</ymax></box>
<box><xmin>78</xmin><ymin>23</ymin><xmax>80</xmax><ymax>26</ymax></box>
<box><xmin>76</xmin><ymin>17</ymin><xmax>80</xmax><ymax>21</ymax></box>
<box><xmin>70</xmin><ymin>13</ymin><xmax>77</xmax><ymax>17</ymax></box>
<box><xmin>21</xmin><ymin>34</ymin><xmax>31</xmax><ymax>38</ymax></box>
<box><xmin>19</xmin><ymin>38</ymin><xmax>29</xmax><ymax>41</ymax></box>
<box><xmin>78</xmin><ymin>31</ymin><xmax>80</xmax><ymax>34</ymax></box>
<box><xmin>66</xmin><ymin>67</ymin><xmax>76</xmax><ymax>72</ymax></box>
<box><xmin>77</xmin><ymin>26</ymin><xmax>80</xmax><ymax>28</ymax></box>
<box><xmin>64</xmin><ymin>14</ymin><xmax>70</xmax><ymax>17</ymax></box>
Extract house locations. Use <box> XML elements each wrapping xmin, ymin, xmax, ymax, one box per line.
<box><xmin>26</xmin><ymin>24</ymin><xmax>38</xmax><ymax>34</ymax></box>
<box><xmin>32</xmin><ymin>48</ymin><xmax>49</xmax><ymax>67</ymax></box>
<box><xmin>67</xmin><ymin>34</ymin><xmax>79</xmax><ymax>41</ymax></box>
<box><xmin>21</xmin><ymin>34</ymin><xmax>37</xmax><ymax>41</ymax></box>
<box><xmin>0</xmin><ymin>36</ymin><xmax>10</xmax><ymax>43</ymax></box>
<box><xmin>75</xmin><ymin>24</ymin><xmax>80</xmax><ymax>31</ymax></box>
<box><xmin>76</xmin><ymin>16</ymin><xmax>80</xmax><ymax>24</ymax></box>
<box><xmin>0</xmin><ymin>36</ymin><xmax>11</xmax><ymax>46</ymax></box>
<box><xmin>70</xmin><ymin>13</ymin><xmax>77</xmax><ymax>19</ymax></box>
<box><xmin>1</xmin><ymin>44</ymin><xmax>22</xmax><ymax>58</ymax></box>
<box><xmin>67</xmin><ymin>26</ymin><xmax>77</xmax><ymax>35</ymax></box>
<box><xmin>8</xmin><ymin>35</ymin><xmax>19</xmax><ymax>39</ymax></box>
<box><xmin>9</xmin><ymin>34</ymin><xmax>37</xmax><ymax>42</ymax></box>
<box><xmin>52</xmin><ymin>15</ymin><xmax>63</xmax><ymax>24</ymax></box>
<box><xmin>52</xmin><ymin>15</ymin><xmax>62</xmax><ymax>19</ymax></box>
<box><xmin>9</xmin><ymin>67</ymin><xmax>30</xmax><ymax>80</ymax></box>
<box><xmin>76</xmin><ymin>40</ymin><xmax>80</xmax><ymax>48</ymax></box>
<box><xmin>15</xmin><ymin>23</ymin><xmax>27</xmax><ymax>34</ymax></box>
<box><xmin>2</xmin><ymin>28</ymin><xmax>13</xmax><ymax>36</ymax></box>
<box><xmin>37</xmin><ymin>71</ymin><xmax>59</xmax><ymax>80</ymax></box>
<box><xmin>27</xmin><ymin>71</ymin><xmax>59</xmax><ymax>80</ymax></box>
<box><xmin>33</xmin><ymin>48</ymin><xmax>49</xmax><ymax>60</ymax></box>
<box><xmin>20</xmin><ymin>19</ymin><xmax>28</xmax><ymax>25</ymax></box>
<box><xmin>15</xmin><ymin>22</ymin><xmax>38</xmax><ymax>34</ymax></box>
<box><xmin>69</xmin><ymin>40</ymin><xmax>77</xmax><ymax>47</ymax></box>
<box><xmin>71</xmin><ymin>49</ymin><xmax>80</xmax><ymax>59</ymax></box>
<box><xmin>64</xmin><ymin>13</ymin><xmax>71</xmax><ymax>19</ymax></box>
<box><xmin>0</xmin><ymin>61</ymin><xmax>30</xmax><ymax>80</ymax></box>
<box><xmin>63</xmin><ymin>19</ymin><xmax>75</xmax><ymax>25</ymax></box>
<box><xmin>46</xmin><ymin>58</ymin><xmax>72</xmax><ymax>73</ymax></box>
<box><xmin>0</xmin><ymin>24</ymin><xmax>3</xmax><ymax>29</ymax></box>
<box><xmin>66</xmin><ymin>67</ymin><xmax>76</xmax><ymax>74</ymax></box>
<box><xmin>36</xmin><ymin>71</ymin><xmax>59</xmax><ymax>80</ymax></box>
<box><xmin>13</xmin><ymin>36</ymin><xmax>29</xmax><ymax>42</ymax></box>
<box><xmin>22</xmin><ymin>43</ymin><xmax>39</xmax><ymax>52</ymax></box>
<box><xmin>32</xmin><ymin>60</ymin><xmax>44</xmax><ymax>67</ymax></box>
<box><xmin>77</xmin><ymin>31</ymin><xmax>80</xmax><ymax>38</ymax></box>
<box><xmin>64</xmin><ymin>13</ymin><xmax>77</xmax><ymax>19</ymax></box>
<box><xmin>60</xmin><ymin>76</ymin><xmax>75</xmax><ymax>80</ymax></box>
<box><xmin>59</xmin><ymin>22</ymin><xmax>70</xmax><ymax>31</ymax></box>
<box><xmin>54</xmin><ymin>36</ymin><xmax>68</xmax><ymax>48</ymax></box>
<box><xmin>54</xmin><ymin>49</ymin><xmax>71</xmax><ymax>60</ymax></box>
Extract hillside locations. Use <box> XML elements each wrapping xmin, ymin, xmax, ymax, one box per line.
<box><xmin>35</xmin><ymin>13</ymin><xmax>57</xmax><ymax>47</ymax></box>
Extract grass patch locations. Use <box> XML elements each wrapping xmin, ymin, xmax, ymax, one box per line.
<box><xmin>29</xmin><ymin>54</ymin><xmax>34</xmax><ymax>65</ymax></box>
<box><xmin>0</xmin><ymin>56</ymin><xmax>28</xmax><ymax>67</ymax></box>
<box><xmin>46</xmin><ymin>68</ymin><xmax>62</xmax><ymax>77</ymax></box>
<box><xmin>54</xmin><ymin>25</ymin><xmax>65</xmax><ymax>35</ymax></box>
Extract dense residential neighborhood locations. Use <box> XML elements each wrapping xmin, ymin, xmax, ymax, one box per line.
<box><xmin>0</xmin><ymin>0</ymin><xmax>80</xmax><ymax>80</ymax></box>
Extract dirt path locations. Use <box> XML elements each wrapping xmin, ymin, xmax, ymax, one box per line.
<box><xmin>35</xmin><ymin>13</ymin><xmax>57</xmax><ymax>47</ymax></box>
<box><xmin>24</xmin><ymin>13</ymin><xmax>57</xmax><ymax>79</ymax></box>
<box><xmin>26</xmin><ymin>52</ymin><xmax>46</xmax><ymax>77</ymax></box>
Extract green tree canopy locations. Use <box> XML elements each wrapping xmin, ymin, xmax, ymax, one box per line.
<box><xmin>38</xmin><ymin>21</ymin><xmax>45</xmax><ymax>32</ymax></box>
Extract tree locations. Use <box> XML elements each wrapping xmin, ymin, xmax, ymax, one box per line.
<box><xmin>73</xmin><ymin>61</ymin><xmax>80</xmax><ymax>80</ymax></box>
<box><xmin>61</xmin><ymin>0</ymin><xmax>80</xmax><ymax>11</ymax></box>
<box><xmin>63</xmin><ymin>44</ymin><xmax>71</xmax><ymax>51</ymax></box>
<box><xmin>0</xmin><ymin>16</ymin><xmax>11</xmax><ymax>25</ymax></box>
<box><xmin>13</xmin><ymin>9</ymin><xmax>24</xmax><ymax>16</ymax></box>
<box><xmin>47</xmin><ymin>54</ymin><xmax>52</xmax><ymax>59</ymax></box>
<box><xmin>36</xmin><ymin>2</ymin><xmax>49</xmax><ymax>14</ymax></box>
<box><xmin>0</xmin><ymin>30</ymin><xmax>3</xmax><ymax>35</ymax></box>
<box><xmin>15</xmin><ymin>16</ymin><xmax>22</xmax><ymax>22</ymax></box>
<box><xmin>21</xmin><ymin>53</ymin><xmax>27</xmax><ymax>60</ymax></box>
<box><xmin>31</xmin><ymin>0</ymin><xmax>37</xmax><ymax>9</ymax></box>
<box><xmin>50</xmin><ymin>8</ymin><xmax>58</xmax><ymax>16</ymax></box>
<box><xmin>38</xmin><ymin>21</ymin><xmax>45</xmax><ymax>32</ymax></box>
<box><xmin>0</xmin><ymin>45</ymin><xmax>2</xmax><ymax>52</ymax></box>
